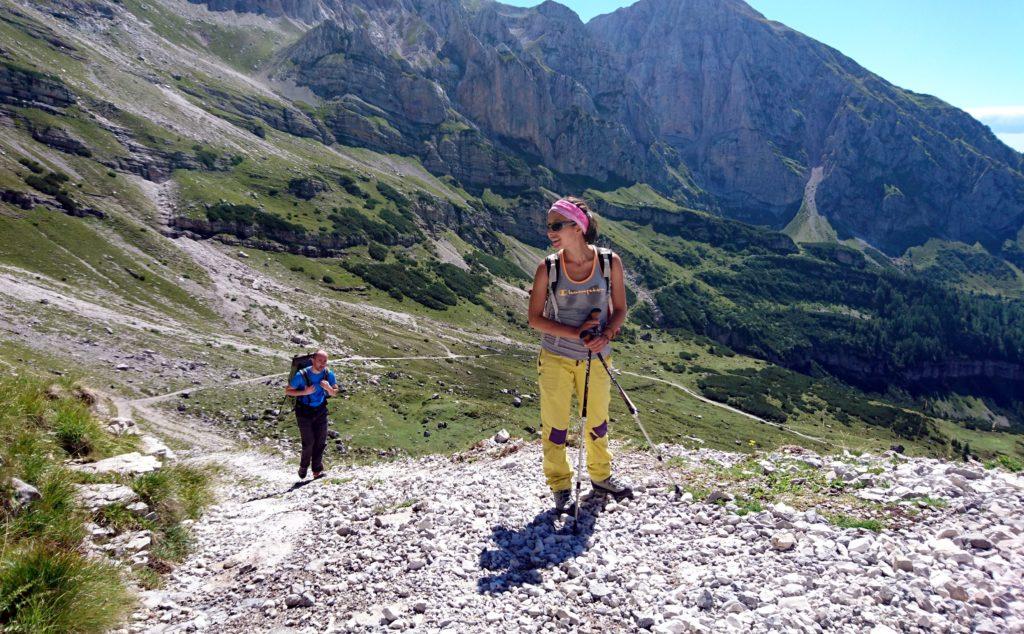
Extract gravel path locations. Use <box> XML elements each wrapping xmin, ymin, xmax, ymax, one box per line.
<box><xmin>131</xmin><ymin>439</ymin><xmax>1024</xmax><ymax>633</ymax></box>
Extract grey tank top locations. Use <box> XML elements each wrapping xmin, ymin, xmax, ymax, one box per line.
<box><xmin>541</xmin><ymin>248</ymin><xmax>612</xmax><ymax>360</ymax></box>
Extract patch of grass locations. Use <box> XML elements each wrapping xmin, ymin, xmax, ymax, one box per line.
<box><xmin>734</xmin><ymin>497</ymin><xmax>763</xmax><ymax>516</ymax></box>
<box><xmin>985</xmin><ymin>454</ymin><xmax>1024</xmax><ymax>472</ymax></box>
<box><xmin>907</xmin><ymin>496</ymin><xmax>948</xmax><ymax>509</ymax></box>
<box><xmin>132</xmin><ymin>465</ymin><xmax>215</xmax><ymax>525</ymax></box>
<box><xmin>0</xmin><ymin>543</ymin><xmax>133</xmax><ymax>633</ymax></box>
<box><xmin>828</xmin><ymin>514</ymin><xmax>885</xmax><ymax>532</ymax></box>
<box><xmin>0</xmin><ymin>374</ymin><xmax>136</xmax><ymax>631</ymax></box>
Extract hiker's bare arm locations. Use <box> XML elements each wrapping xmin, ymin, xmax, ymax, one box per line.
<box><xmin>284</xmin><ymin>385</ymin><xmax>315</xmax><ymax>396</ymax></box>
<box><xmin>527</xmin><ymin>262</ymin><xmax>592</xmax><ymax>339</ymax></box>
<box><xmin>606</xmin><ymin>253</ymin><xmax>628</xmax><ymax>340</ymax></box>
<box><xmin>320</xmin><ymin>379</ymin><xmax>339</xmax><ymax>397</ymax></box>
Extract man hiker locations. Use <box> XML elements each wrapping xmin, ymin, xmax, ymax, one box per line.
<box><xmin>284</xmin><ymin>349</ymin><xmax>338</xmax><ymax>480</ymax></box>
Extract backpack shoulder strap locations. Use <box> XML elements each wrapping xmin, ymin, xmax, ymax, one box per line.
<box><xmin>597</xmin><ymin>247</ymin><xmax>613</xmax><ymax>288</ymax></box>
<box><xmin>544</xmin><ymin>253</ymin><xmax>560</xmax><ymax>321</ymax></box>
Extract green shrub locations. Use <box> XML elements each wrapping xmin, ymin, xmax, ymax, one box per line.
<box><xmin>432</xmin><ymin>262</ymin><xmax>489</xmax><ymax>304</ymax></box>
<box><xmin>344</xmin><ymin>261</ymin><xmax>458</xmax><ymax>310</ymax></box>
<box><xmin>466</xmin><ymin>251</ymin><xmax>530</xmax><ymax>282</ymax></box>
<box><xmin>207</xmin><ymin>202</ymin><xmax>304</xmax><ymax>236</ymax></box>
<box><xmin>18</xmin><ymin>158</ymin><xmax>44</xmax><ymax>174</ymax></box>
<box><xmin>368</xmin><ymin>241</ymin><xmax>388</xmax><ymax>261</ymax></box>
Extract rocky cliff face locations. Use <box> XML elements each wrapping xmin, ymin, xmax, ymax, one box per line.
<box><xmin>588</xmin><ymin>0</ymin><xmax>1024</xmax><ymax>253</ymax></box>
<box><xmin>182</xmin><ymin>0</ymin><xmax>1024</xmax><ymax>254</ymax></box>
<box><xmin>268</xmin><ymin>0</ymin><xmax>682</xmax><ymax>192</ymax></box>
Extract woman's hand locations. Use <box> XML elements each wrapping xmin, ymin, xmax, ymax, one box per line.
<box><xmin>576</xmin><ymin>318</ymin><xmax>601</xmax><ymax>340</ymax></box>
<box><xmin>605</xmin><ymin>323</ymin><xmax>622</xmax><ymax>341</ymax></box>
<box><xmin>583</xmin><ymin>333</ymin><xmax>610</xmax><ymax>353</ymax></box>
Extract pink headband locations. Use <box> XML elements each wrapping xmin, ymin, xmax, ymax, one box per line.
<box><xmin>549</xmin><ymin>198</ymin><xmax>589</xmax><ymax>233</ymax></box>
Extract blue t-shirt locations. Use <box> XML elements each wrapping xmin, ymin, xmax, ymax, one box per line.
<box><xmin>289</xmin><ymin>367</ymin><xmax>336</xmax><ymax>409</ymax></box>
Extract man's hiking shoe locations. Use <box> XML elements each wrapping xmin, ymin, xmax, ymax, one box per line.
<box><xmin>298</xmin><ymin>467</ymin><xmax>308</xmax><ymax>480</ymax></box>
<box><xmin>553</xmin><ymin>489</ymin><xmax>571</xmax><ymax>512</ymax></box>
<box><xmin>592</xmin><ymin>475</ymin><xmax>633</xmax><ymax>497</ymax></box>
<box><xmin>313</xmin><ymin>471</ymin><xmax>327</xmax><ymax>480</ymax></box>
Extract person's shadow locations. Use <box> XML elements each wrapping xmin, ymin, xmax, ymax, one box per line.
<box><xmin>477</xmin><ymin>491</ymin><xmax>606</xmax><ymax>593</ymax></box>
<box><xmin>243</xmin><ymin>479</ymin><xmax>315</xmax><ymax>503</ymax></box>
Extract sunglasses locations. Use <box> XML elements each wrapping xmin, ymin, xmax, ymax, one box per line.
<box><xmin>546</xmin><ymin>221</ymin><xmax>576</xmax><ymax>232</ymax></box>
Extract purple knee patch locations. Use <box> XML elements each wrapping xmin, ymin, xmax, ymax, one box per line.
<box><xmin>548</xmin><ymin>428</ymin><xmax>567</xmax><ymax>445</ymax></box>
<box><xmin>590</xmin><ymin>420</ymin><xmax>608</xmax><ymax>440</ymax></box>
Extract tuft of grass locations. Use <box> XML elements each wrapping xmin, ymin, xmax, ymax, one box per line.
<box><xmin>131</xmin><ymin>465</ymin><xmax>215</xmax><ymax>565</ymax></box>
<box><xmin>734</xmin><ymin>497</ymin><xmax>763</xmax><ymax>516</ymax></box>
<box><xmin>0</xmin><ymin>543</ymin><xmax>133</xmax><ymax>633</ymax></box>
<box><xmin>52</xmin><ymin>400</ymin><xmax>106</xmax><ymax>458</ymax></box>
<box><xmin>132</xmin><ymin>465</ymin><xmax>215</xmax><ymax>523</ymax></box>
<box><xmin>4</xmin><ymin>470</ymin><xmax>87</xmax><ymax>550</ymax></box>
<box><xmin>829</xmin><ymin>514</ymin><xmax>885</xmax><ymax>532</ymax></box>
<box><xmin>911</xmin><ymin>496</ymin><xmax>948</xmax><ymax>509</ymax></box>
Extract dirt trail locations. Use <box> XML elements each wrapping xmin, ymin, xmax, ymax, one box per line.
<box><xmin>621</xmin><ymin>371</ymin><xmax>830</xmax><ymax>447</ymax></box>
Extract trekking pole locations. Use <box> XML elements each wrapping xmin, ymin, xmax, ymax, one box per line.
<box><xmin>582</xmin><ymin>310</ymin><xmax>683</xmax><ymax>499</ymax></box>
<box><xmin>573</xmin><ymin>349</ymin><xmax>593</xmax><ymax>532</ymax></box>
<box><xmin>593</xmin><ymin>351</ymin><xmax>682</xmax><ymax>499</ymax></box>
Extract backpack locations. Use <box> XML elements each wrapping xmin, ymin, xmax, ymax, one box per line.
<box><xmin>543</xmin><ymin>246</ymin><xmax>613</xmax><ymax>322</ymax></box>
<box><xmin>285</xmin><ymin>352</ymin><xmax>330</xmax><ymax>410</ymax></box>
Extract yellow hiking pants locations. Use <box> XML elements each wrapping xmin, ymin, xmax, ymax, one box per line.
<box><xmin>538</xmin><ymin>348</ymin><xmax>612</xmax><ymax>492</ymax></box>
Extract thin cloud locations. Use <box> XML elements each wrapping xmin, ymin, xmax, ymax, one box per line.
<box><xmin>966</xmin><ymin>106</ymin><xmax>1024</xmax><ymax>134</ymax></box>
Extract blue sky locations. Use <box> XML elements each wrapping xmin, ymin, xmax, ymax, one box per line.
<box><xmin>501</xmin><ymin>0</ymin><xmax>1024</xmax><ymax>151</ymax></box>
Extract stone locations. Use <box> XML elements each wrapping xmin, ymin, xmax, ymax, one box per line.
<box><xmin>382</xmin><ymin>604</ymin><xmax>403</xmax><ymax>622</ymax></box>
<box><xmin>9</xmin><ymin>478</ymin><xmax>40</xmax><ymax>510</ymax></box>
<box><xmin>71</xmin><ymin>452</ymin><xmax>161</xmax><ymax>476</ymax></box>
<box><xmin>588</xmin><ymin>581</ymin><xmax>611</xmax><ymax>599</ymax></box>
<box><xmin>945</xmin><ymin>466</ymin><xmax>983</xmax><ymax>480</ymax></box>
<box><xmin>696</xmin><ymin>588</ymin><xmax>714</xmax><ymax>610</ymax></box>
<box><xmin>771</xmin><ymin>532</ymin><xmax>796</xmax><ymax>551</ymax></box>
<box><xmin>705</xmin><ymin>489</ymin><xmax>732</xmax><ymax>504</ymax></box>
<box><xmin>847</xmin><ymin>537</ymin><xmax>872</xmax><ymax>555</ymax></box>
<box><xmin>494</xmin><ymin>429</ymin><xmax>510</xmax><ymax>443</ymax></box>
<box><xmin>139</xmin><ymin>435</ymin><xmax>176</xmax><ymax>460</ymax></box>
<box><xmin>285</xmin><ymin>593</ymin><xmax>314</xmax><ymax>608</ymax></box>
<box><xmin>892</xmin><ymin>555</ymin><xmax>914</xmax><ymax>572</ymax></box>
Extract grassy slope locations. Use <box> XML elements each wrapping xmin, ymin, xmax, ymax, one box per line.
<box><xmin>0</xmin><ymin>0</ymin><xmax>1021</xmax><ymax>467</ymax></box>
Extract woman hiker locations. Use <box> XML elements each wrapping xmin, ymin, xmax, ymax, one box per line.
<box><xmin>527</xmin><ymin>196</ymin><xmax>633</xmax><ymax>512</ymax></box>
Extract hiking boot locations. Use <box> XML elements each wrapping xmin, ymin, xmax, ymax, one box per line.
<box><xmin>592</xmin><ymin>475</ymin><xmax>633</xmax><ymax>497</ymax></box>
<box><xmin>313</xmin><ymin>471</ymin><xmax>327</xmax><ymax>480</ymax></box>
<box><xmin>298</xmin><ymin>467</ymin><xmax>308</xmax><ymax>480</ymax></box>
<box><xmin>553</xmin><ymin>489</ymin><xmax>571</xmax><ymax>512</ymax></box>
